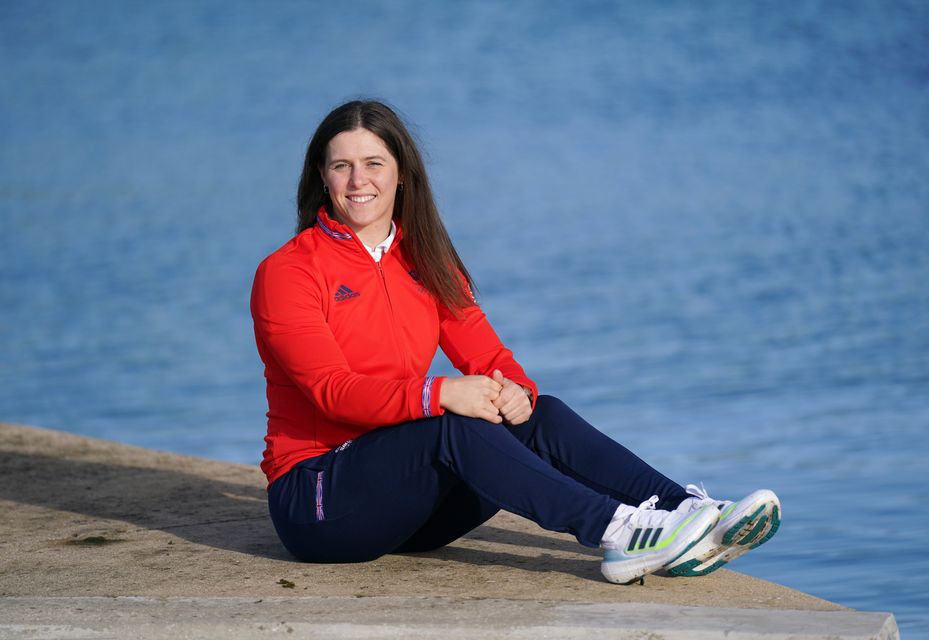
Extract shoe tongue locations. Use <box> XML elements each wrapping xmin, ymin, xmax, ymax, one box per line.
<box><xmin>631</xmin><ymin>508</ymin><xmax>666</xmax><ymax>528</ymax></box>
<box><xmin>630</xmin><ymin>496</ymin><xmax>663</xmax><ymax>526</ymax></box>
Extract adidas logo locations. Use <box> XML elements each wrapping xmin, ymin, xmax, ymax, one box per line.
<box><xmin>627</xmin><ymin>527</ymin><xmax>664</xmax><ymax>552</ymax></box>
<box><xmin>334</xmin><ymin>284</ymin><xmax>360</xmax><ymax>302</ymax></box>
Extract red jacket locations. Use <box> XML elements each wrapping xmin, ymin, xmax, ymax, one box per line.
<box><xmin>251</xmin><ymin>208</ymin><xmax>538</xmax><ymax>487</ymax></box>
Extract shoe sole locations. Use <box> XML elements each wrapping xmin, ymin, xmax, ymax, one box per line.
<box><xmin>666</xmin><ymin>495</ymin><xmax>780</xmax><ymax>578</ymax></box>
<box><xmin>601</xmin><ymin>506</ymin><xmax>719</xmax><ymax>585</ymax></box>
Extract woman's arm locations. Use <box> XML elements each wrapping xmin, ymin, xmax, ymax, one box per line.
<box><xmin>251</xmin><ymin>258</ymin><xmax>443</xmax><ymax>425</ymax></box>
<box><xmin>438</xmin><ymin>299</ymin><xmax>539</xmax><ymax>411</ymax></box>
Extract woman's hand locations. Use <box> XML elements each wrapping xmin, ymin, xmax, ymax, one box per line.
<box><xmin>491</xmin><ymin>370</ymin><xmax>533</xmax><ymax>426</ymax></box>
<box><xmin>439</xmin><ymin>375</ymin><xmax>504</xmax><ymax>423</ymax></box>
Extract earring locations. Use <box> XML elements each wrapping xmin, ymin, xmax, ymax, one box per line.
<box><xmin>323</xmin><ymin>185</ymin><xmax>329</xmax><ymax>194</ymax></box>
<box><xmin>398</xmin><ymin>183</ymin><xmax>404</xmax><ymax>192</ymax></box>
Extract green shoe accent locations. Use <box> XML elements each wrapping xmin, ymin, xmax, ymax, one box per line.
<box><xmin>656</xmin><ymin>520</ymin><xmax>718</xmax><ymax>579</ymax></box>
<box><xmin>666</xmin><ymin>521</ymin><xmax>716</xmax><ymax>565</ymax></box>
<box><xmin>738</xmin><ymin>514</ymin><xmax>768</xmax><ymax>546</ymax></box>
<box><xmin>667</xmin><ymin>556</ymin><xmax>728</xmax><ymax>577</ymax></box>
<box><xmin>666</xmin><ymin>495</ymin><xmax>782</xmax><ymax>578</ymax></box>
<box><xmin>622</xmin><ymin>509</ymin><xmax>708</xmax><ymax>557</ymax></box>
<box><xmin>693</xmin><ymin>558</ymin><xmax>727</xmax><ymax>576</ymax></box>
<box><xmin>750</xmin><ymin>505</ymin><xmax>781</xmax><ymax>549</ymax></box>
<box><xmin>722</xmin><ymin>505</ymin><xmax>765</xmax><ymax>545</ymax></box>
<box><xmin>666</xmin><ymin>558</ymin><xmax>702</xmax><ymax>577</ymax></box>
<box><xmin>718</xmin><ymin>502</ymin><xmax>737</xmax><ymax>520</ymax></box>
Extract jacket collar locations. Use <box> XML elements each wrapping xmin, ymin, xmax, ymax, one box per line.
<box><xmin>314</xmin><ymin>206</ymin><xmax>403</xmax><ymax>252</ymax></box>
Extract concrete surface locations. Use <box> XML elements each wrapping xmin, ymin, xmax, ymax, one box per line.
<box><xmin>0</xmin><ymin>597</ymin><xmax>902</xmax><ymax>639</ymax></box>
<box><xmin>0</xmin><ymin>423</ymin><xmax>899</xmax><ymax>639</ymax></box>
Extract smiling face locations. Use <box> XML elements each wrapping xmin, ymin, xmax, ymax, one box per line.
<box><xmin>321</xmin><ymin>128</ymin><xmax>400</xmax><ymax>246</ymax></box>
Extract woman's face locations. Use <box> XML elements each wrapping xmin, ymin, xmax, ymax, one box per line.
<box><xmin>321</xmin><ymin>128</ymin><xmax>400</xmax><ymax>241</ymax></box>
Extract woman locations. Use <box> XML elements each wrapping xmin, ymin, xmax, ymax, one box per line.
<box><xmin>250</xmin><ymin>100</ymin><xmax>780</xmax><ymax>584</ymax></box>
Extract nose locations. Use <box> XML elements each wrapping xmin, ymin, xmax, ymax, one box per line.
<box><xmin>348</xmin><ymin>165</ymin><xmax>367</xmax><ymax>189</ymax></box>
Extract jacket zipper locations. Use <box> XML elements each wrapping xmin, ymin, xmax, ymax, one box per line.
<box><xmin>339</xmin><ymin>221</ymin><xmax>412</xmax><ymax>376</ymax></box>
<box><xmin>375</xmin><ymin>259</ymin><xmax>412</xmax><ymax>375</ymax></box>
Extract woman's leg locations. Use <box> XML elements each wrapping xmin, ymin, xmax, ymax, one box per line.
<box><xmin>268</xmin><ymin>410</ymin><xmax>623</xmax><ymax>563</ymax></box>
<box><xmin>392</xmin><ymin>481</ymin><xmax>499</xmax><ymax>553</ymax></box>
<box><xmin>508</xmin><ymin>395</ymin><xmax>690</xmax><ymax>510</ymax></box>
<box><xmin>392</xmin><ymin>394</ymin><xmax>690</xmax><ymax>554</ymax></box>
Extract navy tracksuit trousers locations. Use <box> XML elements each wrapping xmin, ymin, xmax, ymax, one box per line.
<box><xmin>267</xmin><ymin>395</ymin><xmax>688</xmax><ymax>563</ymax></box>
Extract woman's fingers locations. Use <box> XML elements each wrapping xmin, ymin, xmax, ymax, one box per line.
<box><xmin>501</xmin><ymin>399</ymin><xmax>531</xmax><ymax>425</ymax></box>
<box><xmin>496</xmin><ymin>392</ymin><xmax>518</xmax><ymax>414</ymax></box>
<box><xmin>438</xmin><ymin>375</ymin><xmax>504</xmax><ymax>421</ymax></box>
<box><xmin>437</xmin><ymin>374</ymin><xmax>530</xmax><ymax>424</ymax></box>
<box><xmin>478</xmin><ymin>377</ymin><xmax>504</xmax><ymax>422</ymax></box>
<box><xmin>484</xmin><ymin>378</ymin><xmax>503</xmax><ymax>400</ymax></box>
<box><xmin>491</xmin><ymin>374</ymin><xmax>524</xmax><ymax>408</ymax></box>
<box><xmin>481</xmin><ymin>407</ymin><xmax>504</xmax><ymax>423</ymax></box>
<box><xmin>491</xmin><ymin>385</ymin><xmax>516</xmax><ymax>409</ymax></box>
<box><xmin>490</xmin><ymin>376</ymin><xmax>531</xmax><ymax>425</ymax></box>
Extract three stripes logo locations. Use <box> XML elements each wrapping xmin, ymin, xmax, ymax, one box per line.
<box><xmin>627</xmin><ymin>527</ymin><xmax>663</xmax><ymax>552</ymax></box>
<box><xmin>334</xmin><ymin>284</ymin><xmax>360</xmax><ymax>302</ymax></box>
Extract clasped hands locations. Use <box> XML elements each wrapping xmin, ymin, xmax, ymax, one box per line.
<box><xmin>438</xmin><ymin>369</ymin><xmax>532</xmax><ymax>425</ymax></box>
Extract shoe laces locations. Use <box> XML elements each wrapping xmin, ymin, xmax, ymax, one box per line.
<box><xmin>686</xmin><ymin>482</ymin><xmax>711</xmax><ymax>502</ymax></box>
<box><xmin>680</xmin><ymin>482</ymin><xmax>728</xmax><ymax>513</ymax></box>
<box><xmin>626</xmin><ymin>495</ymin><xmax>673</xmax><ymax>529</ymax></box>
<box><xmin>674</xmin><ymin>482</ymin><xmax>716</xmax><ymax>513</ymax></box>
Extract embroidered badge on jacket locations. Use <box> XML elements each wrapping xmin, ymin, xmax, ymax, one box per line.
<box><xmin>334</xmin><ymin>284</ymin><xmax>360</xmax><ymax>302</ymax></box>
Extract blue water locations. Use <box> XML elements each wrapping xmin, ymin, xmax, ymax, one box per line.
<box><xmin>2</xmin><ymin>1</ymin><xmax>928</xmax><ymax>634</ymax></box>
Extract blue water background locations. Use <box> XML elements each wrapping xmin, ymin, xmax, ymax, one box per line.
<box><xmin>2</xmin><ymin>1</ymin><xmax>928</xmax><ymax>634</ymax></box>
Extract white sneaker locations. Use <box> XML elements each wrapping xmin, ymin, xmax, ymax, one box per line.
<box><xmin>662</xmin><ymin>483</ymin><xmax>781</xmax><ymax>577</ymax></box>
<box><xmin>600</xmin><ymin>495</ymin><xmax>719</xmax><ymax>585</ymax></box>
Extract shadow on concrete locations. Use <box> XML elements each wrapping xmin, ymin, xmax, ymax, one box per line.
<box><xmin>464</xmin><ymin>525</ymin><xmax>600</xmax><ymax>558</ymax></box>
<box><xmin>0</xmin><ymin>449</ymin><xmax>286</xmax><ymax>559</ymax></box>
<box><xmin>0</xmin><ymin>447</ymin><xmax>600</xmax><ymax>579</ymax></box>
<box><xmin>399</xmin><ymin>545</ymin><xmax>604</xmax><ymax>582</ymax></box>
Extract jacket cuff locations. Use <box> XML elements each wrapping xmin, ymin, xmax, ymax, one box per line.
<box><xmin>422</xmin><ymin>375</ymin><xmax>445</xmax><ymax>418</ymax></box>
<box><xmin>521</xmin><ymin>381</ymin><xmax>539</xmax><ymax>410</ymax></box>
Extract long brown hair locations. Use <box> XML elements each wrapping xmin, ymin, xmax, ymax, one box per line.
<box><xmin>296</xmin><ymin>100</ymin><xmax>475</xmax><ymax>311</ymax></box>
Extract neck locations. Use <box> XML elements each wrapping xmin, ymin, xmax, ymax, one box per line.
<box><xmin>350</xmin><ymin>220</ymin><xmax>393</xmax><ymax>248</ymax></box>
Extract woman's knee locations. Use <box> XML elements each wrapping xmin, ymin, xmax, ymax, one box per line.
<box><xmin>510</xmin><ymin>394</ymin><xmax>585</xmax><ymax>443</ymax></box>
<box><xmin>530</xmin><ymin>395</ymin><xmax>575</xmax><ymax>425</ymax></box>
<box><xmin>534</xmin><ymin>394</ymin><xmax>567</xmax><ymax>414</ymax></box>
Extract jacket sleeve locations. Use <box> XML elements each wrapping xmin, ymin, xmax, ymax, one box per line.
<box><xmin>251</xmin><ymin>258</ymin><xmax>444</xmax><ymax>426</ymax></box>
<box><xmin>438</xmin><ymin>297</ymin><xmax>539</xmax><ymax>408</ymax></box>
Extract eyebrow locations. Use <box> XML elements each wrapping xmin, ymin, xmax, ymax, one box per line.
<box><xmin>328</xmin><ymin>155</ymin><xmax>388</xmax><ymax>166</ymax></box>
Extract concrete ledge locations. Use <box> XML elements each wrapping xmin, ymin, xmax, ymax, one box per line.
<box><xmin>0</xmin><ymin>423</ymin><xmax>899</xmax><ymax>639</ymax></box>
<box><xmin>0</xmin><ymin>597</ymin><xmax>899</xmax><ymax>639</ymax></box>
